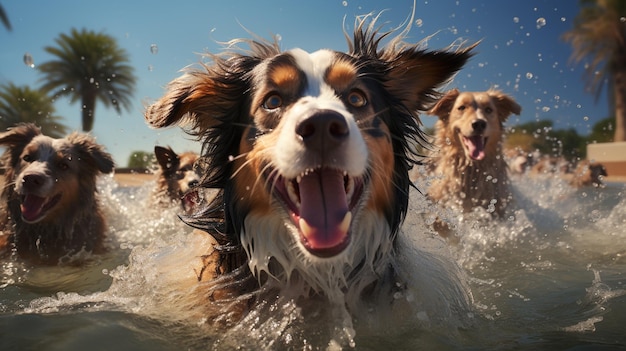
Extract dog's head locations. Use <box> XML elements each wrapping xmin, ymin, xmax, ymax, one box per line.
<box><xmin>154</xmin><ymin>145</ymin><xmax>200</xmax><ymax>211</ymax></box>
<box><xmin>0</xmin><ymin>123</ymin><xmax>114</xmax><ymax>224</ymax></box>
<box><xmin>429</xmin><ymin>89</ymin><xmax>521</xmax><ymax>161</ymax></box>
<box><xmin>145</xmin><ymin>18</ymin><xmax>475</xmax><ymax>294</ymax></box>
<box><xmin>572</xmin><ymin>160</ymin><xmax>608</xmax><ymax>187</ymax></box>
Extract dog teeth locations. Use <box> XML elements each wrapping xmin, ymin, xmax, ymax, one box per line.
<box><xmin>286</xmin><ymin>178</ymin><xmax>300</xmax><ymax>207</ymax></box>
<box><xmin>339</xmin><ymin>211</ymin><xmax>352</xmax><ymax>234</ymax></box>
<box><xmin>345</xmin><ymin>177</ymin><xmax>354</xmax><ymax>201</ymax></box>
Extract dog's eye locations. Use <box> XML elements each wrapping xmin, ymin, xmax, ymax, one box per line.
<box><xmin>22</xmin><ymin>154</ymin><xmax>32</xmax><ymax>162</ymax></box>
<box><xmin>58</xmin><ymin>161</ymin><xmax>70</xmax><ymax>170</ymax></box>
<box><xmin>263</xmin><ymin>93</ymin><xmax>283</xmax><ymax>110</ymax></box>
<box><xmin>457</xmin><ymin>105</ymin><xmax>466</xmax><ymax>111</ymax></box>
<box><xmin>347</xmin><ymin>90</ymin><xmax>367</xmax><ymax>108</ymax></box>
<box><xmin>484</xmin><ymin>107</ymin><xmax>493</xmax><ymax>114</ymax></box>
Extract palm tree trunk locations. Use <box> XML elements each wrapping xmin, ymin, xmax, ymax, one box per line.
<box><xmin>81</xmin><ymin>90</ymin><xmax>97</xmax><ymax>132</ymax></box>
<box><xmin>614</xmin><ymin>64</ymin><xmax>626</xmax><ymax>142</ymax></box>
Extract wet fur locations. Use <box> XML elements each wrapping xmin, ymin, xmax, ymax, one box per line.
<box><xmin>145</xmin><ymin>17</ymin><xmax>475</xmax><ymax>312</ymax></box>
<box><xmin>426</xmin><ymin>89</ymin><xmax>521</xmax><ymax>217</ymax></box>
<box><xmin>0</xmin><ymin>123</ymin><xmax>114</xmax><ymax>264</ymax></box>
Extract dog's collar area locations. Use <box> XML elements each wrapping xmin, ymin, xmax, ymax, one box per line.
<box><xmin>266</xmin><ymin>167</ymin><xmax>364</xmax><ymax>257</ymax></box>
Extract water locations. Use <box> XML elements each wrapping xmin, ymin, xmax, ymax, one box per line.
<box><xmin>1</xmin><ymin>174</ymin><xmax>625</xmax><ymax>350</ymax></box>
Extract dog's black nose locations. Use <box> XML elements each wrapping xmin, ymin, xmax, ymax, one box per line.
<box><xmin>296</xmin><ymin>111</ymin><xmax>349</xmax><ymax>149</ymax></box>
<box><xmin>472</xmin><ymin>119</ymin><xmax>487</xmax><ymax>133</ymax></box>
<box><xmin>21</xmin><ymin>173</ymin><xmax>46</xmax><ymax>191</ymax></box>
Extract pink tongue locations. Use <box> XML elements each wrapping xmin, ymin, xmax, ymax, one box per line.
<box><xmin>465</xmin><ymin>135</ymin><xmax>485</xmax><ymax>160</ymax></box>
<box><xmin>21</xmin><ymin>194</ymin><xmax>46</xmax><ymax>222</ymax></box>
<box><xmin>298</xmin><ymin>169</ymin><xmax>349</xmax><ymax>250</ymax></box>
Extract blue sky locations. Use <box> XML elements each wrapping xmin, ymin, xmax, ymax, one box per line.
<box><xmin>0</xmin><ymin>0</ymin><xmax>609</xmax><ymax>166</ymax></box>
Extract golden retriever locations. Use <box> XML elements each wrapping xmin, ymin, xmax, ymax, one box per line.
<box><xmin>0</xmin><ymin>123</ymin><xmax>115</xmax><ymax>264</ymax></box>
<box><xmin>425</xmin><ymin>89</ymin><xmax>521</xmax><ymax>218</ymax></box>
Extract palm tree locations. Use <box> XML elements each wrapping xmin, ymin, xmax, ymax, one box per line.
<box><xmin>0</xmin><ymin>3</ymin><xmax>11</xmax><ymax>31</ymax></box>
<box><xmin>0</xmin><ymin>83</ymin><xmax>68</xmax><ymax>138</ymax></box>
<box><xmin>38</xmin><ymin>28</ymin><xmax>136</xmax><ymax>132</ymax></box>
<box><xmin>562</xmin><ymin>0</ymin><xmax>626</xmax><ymax>141</ymax></box>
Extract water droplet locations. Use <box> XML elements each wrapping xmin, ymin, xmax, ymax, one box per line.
<box><xmin>513</xmin><ymin>17</ymin><xmax>520</xmax><ymax>23</ymax></box>
<box><xmin>276</xmin><ymin>34</ymin><xmax>282</xmax><ymax>41</ymax></box>
<box><xmin>342</xmin><ymin>0</ymin><xmax>348</xmax><ymax>6</ymax></box>
<box><xmin>150</xmin><ymin>44</ymin><xmax>158</xmax><ymax>55</ymax></box>
<box><xmin>561</xmin><ymin>17</ymin><xmax>566</xmax><ymax>22</ymax></box>
<box><xmin>415</xmin><ymin>18</ymin><xmax>423</xmax><ymax>27</ymax></box>
<box><xmin>542</xmin><ymin>106</ymin><xmax>550</xmax><ymax>112</ymax></box>
<box><xmin>536</xmin><ymin>17</ymin><xmax>546</xmax><ymax>29</ymax></box>
<box><xmin>583</xmin><ymin>116</ymin><xmax>589</xmax><ymax>121</ymax></box>
<box><xmin>148</xmin><ymin>65</ymin><xmax>153</xmax><ymax>71</ymax></box>
<box><xmin>526</xmin><ymin>72</ymin><xmax>533</xmax><ymax>79</ymax></box>
<box><xmin>620</xmin><ymin>17</ymin><xmax>625</xmax><ymax>23</ymax></box>
<box><xmin>23</xmin><ymin>53</ymin><xmax>34</xmax><ymax>68</ymax></box>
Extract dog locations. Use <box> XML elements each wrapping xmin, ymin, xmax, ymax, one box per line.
<box><xmin>0</xmin><ymin>123</ymin><xmax>115</xmax><ymax>264</ymax></box>
<box><xmin>144</xmin><ymin>16</ymin><xmax>476</xmax><ymax>316</ymax></box>
<box><xmin>567</xmin><ymin>160</ymin><xmax>607</xmax><ymax>188</ymax></box>
<box><xmin>152</xmin><ymin>145</ymin><xmax>201</xmax><ymax>213</ymax></box>
<box><xmin>425</xmin><ymin>89</ymin><xmax>521</xmax><ymax>218</ymax></box>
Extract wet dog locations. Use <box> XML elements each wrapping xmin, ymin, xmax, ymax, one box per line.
<box><xmin>152</xmin><ymin>145</ymin><xmax>201</xmax><ymax>213</ymax></box>
<box><xmin>425</xmin><ymin>89</ymin><xmax>521</xmax><ymax>218</ymax></box>
<box><xmin>144</xmin><ymin>16</ymin><xmax>475</xmax><ymax>316</ymax></box>
<box><xmin>0</xmin><ymin>123</ymin><xmax>114</xmax><ymax>264</ymax></box>
<box><xmin>567</xmin><ymin>160</ymin><xmax>608</xmax><ymax>188</ymax></box>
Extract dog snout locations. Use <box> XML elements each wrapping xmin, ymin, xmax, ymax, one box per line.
<box><xmin>20</xmin><ymin>173</ymin><xmax>47</xmax><ymax>192</ymax></box>
<box><xmin>296</xmin><ymin>110</ymin><xmax>349</xmax><ymax>150</ymax></box>
<box><xmin>471</xmin><ymin>119</ymin><xmax>487</xmax><ymax>134</ymax></box>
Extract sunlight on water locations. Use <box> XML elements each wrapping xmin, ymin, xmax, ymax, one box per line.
<box><xmin>1</xmin><ymin>175</ymin><xmax>626</xmax><ymax>350</ymax></box>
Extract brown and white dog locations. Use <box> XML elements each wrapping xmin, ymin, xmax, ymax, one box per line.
<box><xmin>567</xmin><ymin>160</ymin><xmax>607</xmax><ymax>188</ymax></box>
<box><xmin>425</xmin><ymin>89</ymin><xmax>521</xmax><ymax>218</ymax></box>
<box><xmin>144</xmin><ymin>18</ymin><xmax>475</xmax><ymax>311</ymax></box>
<box><xmin>152</xmin><ymin>145</ymin><xmax>200</xmax><ymax>213</ymax></box>
<box><xmin>0</xmin><ymin>123</ymin><xmax>115</xmax><ymax>264</ymax></box>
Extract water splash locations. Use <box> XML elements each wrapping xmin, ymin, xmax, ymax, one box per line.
<box><xmin>536</xmin><ymin>17</ymin><xmax>546</xmax><ymax>29</ymax></box>
<box><xmin>23</xmin><ymin>53</ymin><xmax>34</xmax><ymax>68</ymax></box>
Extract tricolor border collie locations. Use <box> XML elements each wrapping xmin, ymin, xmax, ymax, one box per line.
<box><xmin>152</xmin><ymin>145</ymin><xmax>201</xmax><ymax>213</ymax></box>
<box><xmin>145</xmin><ymin>16</ymin><xmax>475</xmax><ymax>309</ymax></box>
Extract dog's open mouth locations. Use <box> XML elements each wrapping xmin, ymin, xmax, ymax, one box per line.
<box><xmin>20</xmin><ymin>193</ymin><xmax>62</xmax><ymax>223</ymax></box>
<box><xmin>269</xmin><ymin>168</ymin><xmax>364</xmax><ymax>258</ymax></box>
<box><xmin>462</xmin><ymin>135</ymin><xmax>488</xmax><ymax>161</ymax></box>
<box><xmin>181</xmin><ymin>190</ymin><xmax>199</xmax><ymax>214</ymax></box>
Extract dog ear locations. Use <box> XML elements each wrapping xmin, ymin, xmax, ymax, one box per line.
<box><xmin>154</xmin><ymin>145</ymin><xmax>180</xmax><ymax>174</ymax></box>
<box><xmin>0</xmin><ymin>123</ymin><xmax>41</xmax><ymax>148</ymax></box>
<box><xmin>144</xmin><ymin>73</ymin><xmax>213</xmax><ymax>130</ymax></box>
<box><xmin>428</xmin><ymin>89</ymin><xmax>460</xmax><ymax>121</ymax></box>
<box><xmin>0</xmin><ymin>123</ymin><xmax>42</xmax><ymax>166</ymax></box>
<box><xmin>67</xmin><ymin>133</ymin><xmax>115</xmax><ymax>174</ymax></box>
<box><xmin>145</xmin><ymin>57</ymin><xmax>256</xmax><ymax>136</ymax></box>
<box><xmin>383</xmin><ymin>44</ymin><xmax>476</xmax><ymax>113</ymax></box>
<box><xmin>489</xmin><ymin>90</ymin><xmax>521</xmax><ymax>123</ymax></box>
